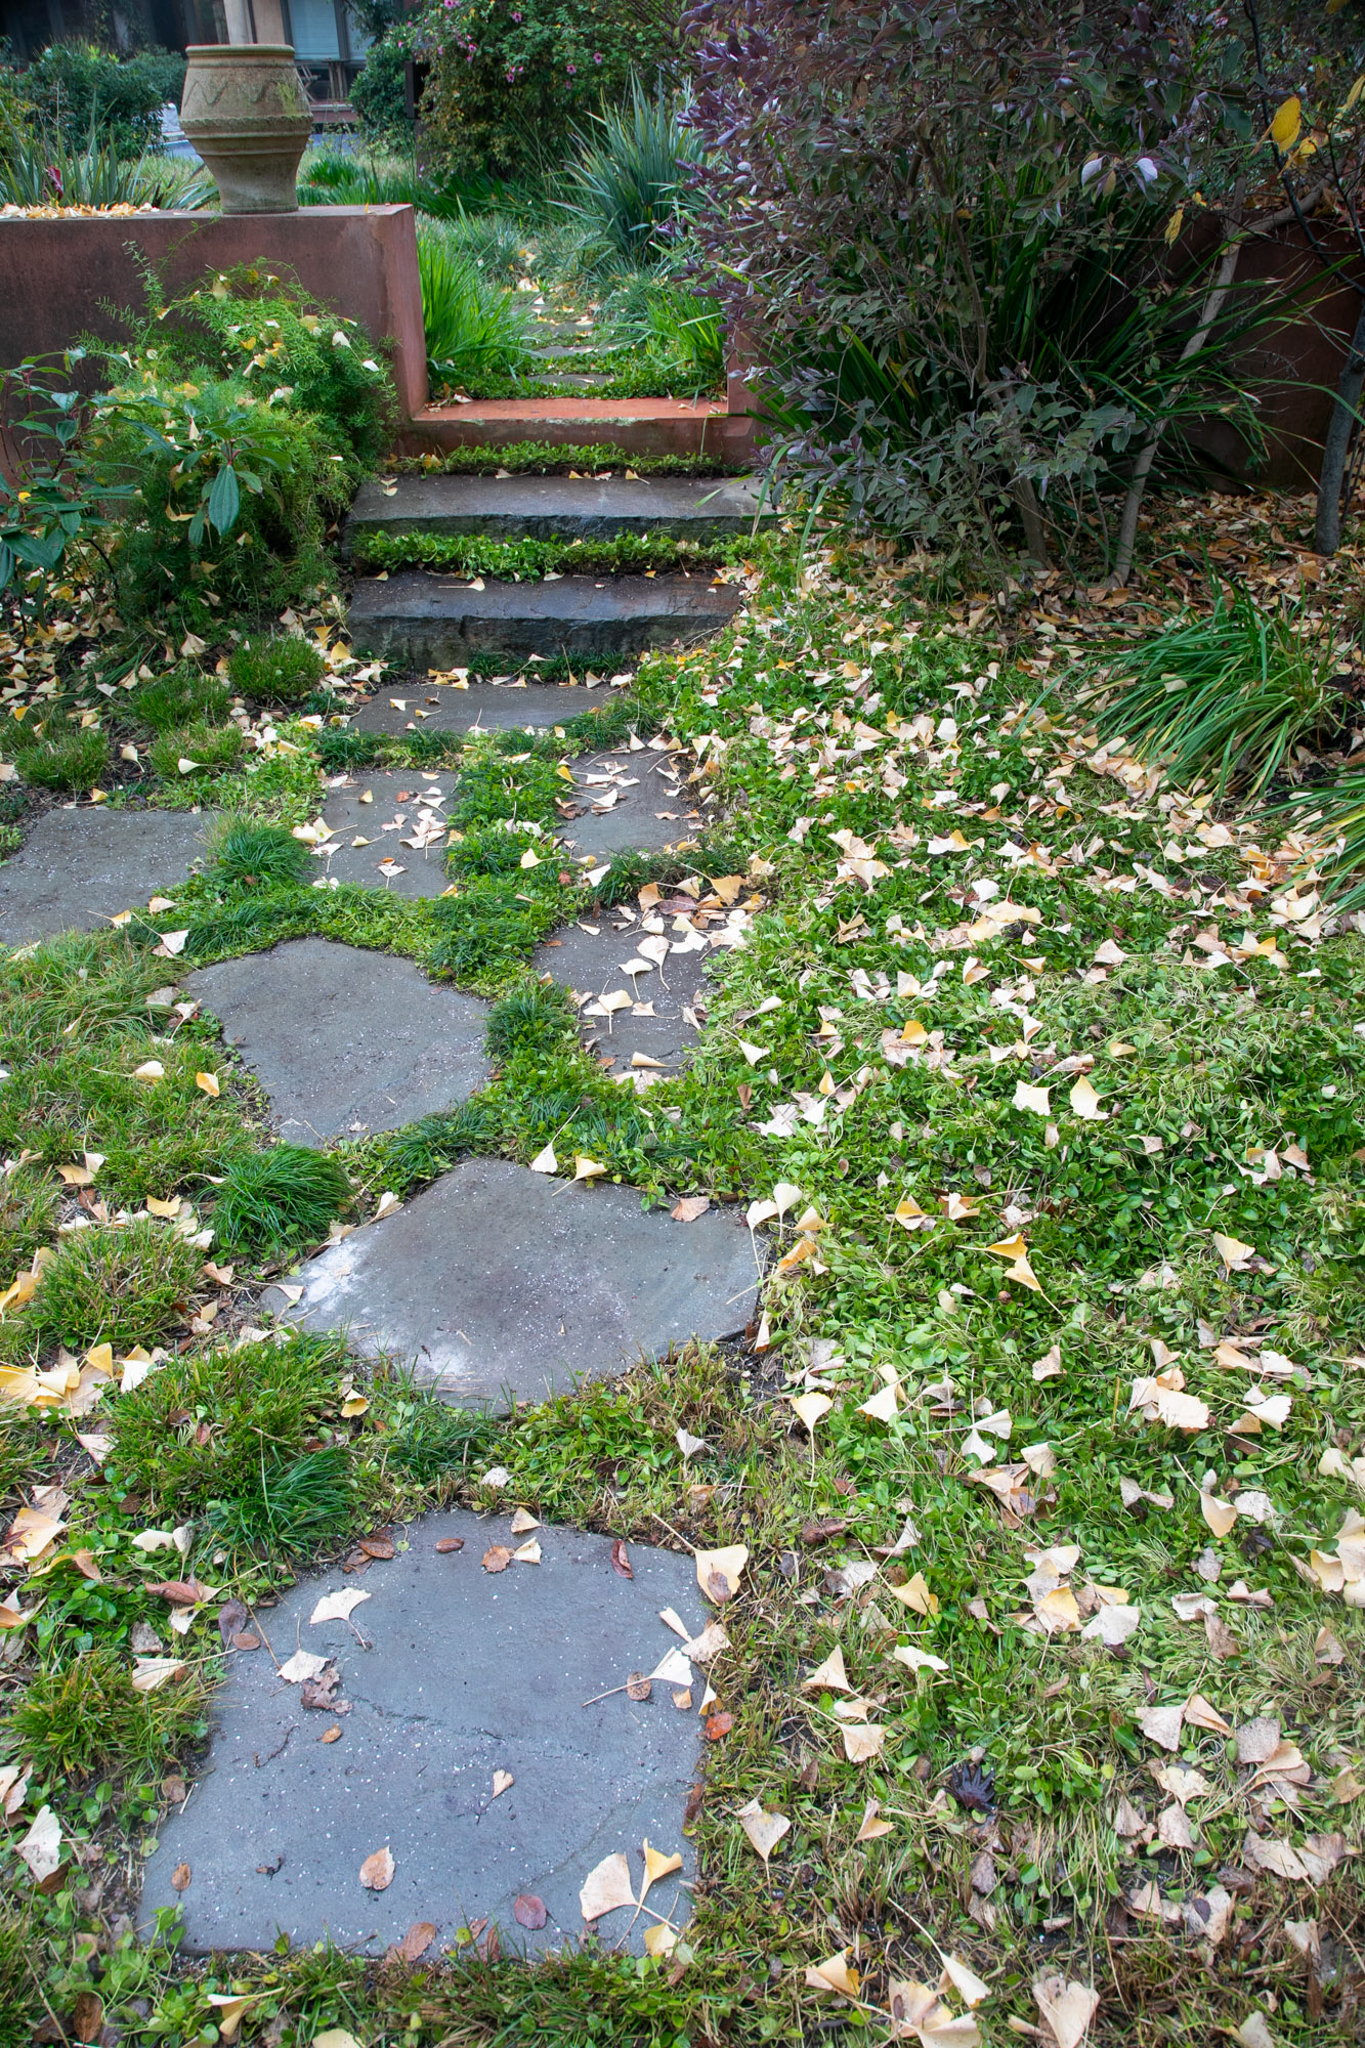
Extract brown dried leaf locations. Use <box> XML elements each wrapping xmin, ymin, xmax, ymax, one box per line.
<box><xmin>359</xmin><ymin>1846</ymin><xmax>395</xmax><ymax>1891</ymax></box>
<box><xmin>513</xmin><ymin>1893</ymin><xmax>548</xmax><ymax>1930</ymax></box>
<box><xmin>611</xmin><ymin>1538</ymin><xmax>633</xmax><ymax>1580</ymax></box>
<box><xmin>482</xmin><ymin>1545</ymin><xmax>512</xmax><ymax>1574</ymax></box>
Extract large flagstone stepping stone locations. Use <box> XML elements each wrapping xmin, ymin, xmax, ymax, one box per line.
<box><xmin>536</xmin><ymin>914</ymin><xmax>711</xmax><ymax>1081</ymax></box>
<box><xmin>352</xmin><ymin>677</ymin><xmax>619</xmax><ymax>737</ymax></box>
<box><xmin>139</xmin><ymin>1509</ymin><xmax>706</xmax><ymax>1956</ymax></box>
<box><xmin>312</xmin><ymin>771</ymin><xmax>458</xmax><ymax>898</ymax></box>
<box><xmin>265</xmin><ymin>1157</ymin><xmax>757</xmax><ymax>1403</ymax></box>
<box><xmin>186</xmin><ymin>939</ymin><xmax>490</xmax><ymax>1144</ymax></box>
<box><xmin>553</xmin><ymin>748</ymin><xmax>698</xmax><ymax>860</ymax></box>
<box><xmin>0</xmin><ymin>808</ymin><xmax>213</xmax><ymax>945</ymax></box>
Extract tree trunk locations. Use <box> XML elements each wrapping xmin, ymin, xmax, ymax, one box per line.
<box><xmin>1314</xmin><ymin>293</ymin><xmax>1365</xmax><ymax>557</ymax></box>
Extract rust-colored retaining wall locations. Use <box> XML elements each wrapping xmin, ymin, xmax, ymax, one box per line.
<box><xmin>0</xmin><ymin>204</ymin><xmax>427</xmax><ymax>419</ymax></box>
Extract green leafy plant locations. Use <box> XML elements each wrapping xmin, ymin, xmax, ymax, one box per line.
<box><xmin>227</xmin><ymin>633</ymin><xmax>327</xmax><ymax>704</ymax></box>
<box><xmin>0</xmin><ymin>353</ymin><xmax>129</xmax><ymax>626</ymax></box>
<box><xmin>209</xmin><ymin>820</ymin><xmax>312</xmax><ymax>889</ymax></box>
<box><xmin>1094</xmin><ymin>589</ymin><xmax>1334</xmax><ymax>797</ymax></box>
<box><xmin>14</xmin><ymin>723</ymin><xmax>109</xmax><ymax>792</ymax></box>
<box><xmin>1275</xmin><ymin>769</ymin><xmax>1365</xmax><ymax>912</ymax></box>
<box><xmin>354</xmin><ymin>527</ymin><xmax>732</xmax><ymax>577</ymax></box>
<box><xmin>148</xmin><ymin>720</ymin><xmax>243</xmax><ymax>783</ymax></box>
<box><xmin>0</xmin><ymin>117</ymin><xmax>199</xmax><ymax>208</ymax></box>
<box><xmin>15</xmin><ymin>1219</ymin><xmax>204</xmax><ymax>1356</ymax></box>
<box><xmin>418</xmin><ymin>223</ymin><xmax>533</xmax><ymax>389</ymax></box>
<box><xmin>211</xmin><ymin>1146</ymin><xmax>351</xmax><ymax>1256</ymax></box>
<box><xmin>559</xmin><ymin>79</ymin><xmax>704</xmax><ymax>270</ymax></box>
<box><xmin>12</xmin><ymin>40</ymin><xmax>185</xmax><ymax>159</ymax></box>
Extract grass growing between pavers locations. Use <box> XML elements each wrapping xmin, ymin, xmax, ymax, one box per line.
<box><xmin>1</xmin><ymin>534</ymin><xmax>1364</xmax><ymax>2046</ymax></box>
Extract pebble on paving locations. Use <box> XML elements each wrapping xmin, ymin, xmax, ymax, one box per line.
<box><xmin>139</xmin><ymin>1510</ymin><xmax>707</xmax><ymax>1957</ymax></box>
<box><xmin>186</xmin><ymin>939</ymin><xmax>491</xmax><ymax>1145</ymax></box>
<box><xmin>264</xmin><ymin>1156</ymin><xmax>760</xmax><ymax>1407</ymax></box>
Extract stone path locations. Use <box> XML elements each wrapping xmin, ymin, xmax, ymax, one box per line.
<box><xmin>186</xmin><ymin>941</ymin><xmax>490</xmax><ymax>1144</ymax></box>
<box><xmin>345</xmin><ymin>473</ymin><xmax>771</xmax><ymax>549</ymax></box>
<box><xmin>0</xmin><ymin>807</ymin><xmax>213</xmax><ymax>945</ymax></box>
<box><xmin>140</xmin><ymin>1511</ymin><xmax>706</xmax><ymax>1956</ymax></box>
<box><xmin>264</xmin><ymin>1157</ymin><xmax>758</xmax><ymax>1405</ymax></box>
<box><xmin>1</xmin><ymin>461</ymin><xmax>760</xmax><ymax>1955</ymax></box>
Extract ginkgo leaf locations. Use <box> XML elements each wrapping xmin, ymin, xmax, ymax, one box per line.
<box><xmin>738</xmin><ymin>1797</ymin><xmax>791</xmax><ymax>1866</ymax></box>
<box><xmin>278</xmin><ymin>1649</ymin><xmax>329</xmax><ymax>1684</ymax></box>
<box><xmin>639</xmin><ymin>1840</ymin><xmax>683</xmax><ymax>1907</ymax></box>
<box><xmin>803</xmin><ymin>1645</ymin><xmax>853</xmax><ymax>1692</ymax></box>
<box><xmin>573</xmin><ymin>1156</ymin><xmax>608</xmax><ymax>1182</ymax></box>
<box><xmin>855</xmin><ymin>1799</ymin><xmax>895</xmax><ymax>1841</ymax></box>
<box><xmin>133</xmin><ymin>1061</ymin><xmax>164</xmax><ymax>1082</ymax></box>
<box><xmin>892</xmin><ymin>1644</ymin><xmax>949</xmax><ymax>1674</ymax></box>
<box><xmin>310</xmin><ymin>1588</ymin><xmax>371</xmax><ymax>1625</ymax></box>
<box><xmin>529</xmin><ymin>1143</ymin><xmax>558</xmax><ymax>1173</ymax></box>
<box><xmin>1069</xmin><ymin>1076</ymin><xmax>1106</xmax><ymax>1120</ymax></box>
<box><xmin>843</xmin><ymin>1722</ymin><xmax>887</xmax><ymax>1762</ymax></box>
<box><xmin>941</xmin><ymin>1955</ymin><xmax>992</xmax><ymax>2008</ymax></box>
<box><xmin>1200</xmin><ymin>1492</ymin><xmax>1238</xmax><ymax>1539</ymax></box>
<box><xmin>887</xmin><ymin>1572</ymin><xmax>938</xmax><ymax>1616</ymax></box>
<box><xmin>1268</xmin><ymin>95</ymin><xmax>1302</xmax><ymax>148</ymax></box>
<box><xmin>1014</xmin><ymin>1081</ymin><xmax>1051</xmax><ymax>1116</ymax></box>
<box><xmin>696</xmin><ymin>1544</ymin><xmax>748</xmax><ymax>1602</ymax></box>
<box><xmin>1033</xmin><ymin>1975</ymin><xmax>1100</xmax><ymax>2048</ymax></box>
<box><xmin>772</xmin><ymin>1181</ymin><xmax>803</xmax><ymax>1220</ymax></box>
<box><xmin>579</xmin><ymin>1851</ymin><xmax>636</xmax><ymax>1919</ymax></box>
<box><xmin>1212</xmin><ymin>1232</ymin><xmax>1257</xmax><ymax>1272</ymax></box>
<box><xmin>806</xmin><ymin>1950</ymin><xmax>860</xmax><ymax>1999</ymax></box>
<box><xmin>195</xmin><ymin>1072</ymin><xmax>220</xmax><ymax>1098</ymax></box>
<box><xmin>792</xmin><ymin>1392</ymin><xmax>832</xmax><ymax>1433</ymax></box>
<box><xmin>859</xmin><ymin>1382</ymin><xmax>902</xmax><ymax>1424</ymax></box>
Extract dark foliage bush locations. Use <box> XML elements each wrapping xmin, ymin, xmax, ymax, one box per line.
<box><xmin>13</xmin><ymin>41</ymin><xmax>184</xmax><ymax>159</ymax></box>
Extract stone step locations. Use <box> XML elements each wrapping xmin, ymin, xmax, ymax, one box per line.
<box><xmin>346</xmin><ymin>473</ymin><xmax>771</xmax><ymax>552</ymax></box>
<box><xmin>349</xmin><ymin>571</ymin><xmax>741</xmax><ymax>668</ymax></box>
<box><xmin>398</xmin><ymin>395</ymin><xmax>754</xmax><ymax>463</ymax></box>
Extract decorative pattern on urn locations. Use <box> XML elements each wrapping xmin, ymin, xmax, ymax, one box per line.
<box><xmin>180</xmin><ymin>45</ymin><xmax>312</xmax><ymax>216</ymax></box>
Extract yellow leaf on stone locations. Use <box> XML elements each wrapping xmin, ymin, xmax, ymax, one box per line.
<box><xmin>573</xmin><ymin>1156</ymin><xmax>608</xmax><ymax>1182</ymax></box>
<box><xmin>579</xmin><ymin>1850</ymin><xmax>636</xmax><ymax>1920</ymax></box>
<box><xmin>640</xmin><ymin>1839</ymin><xmax>683</xmax><ymax>1903</ymax></box>
<box><xmin>529</xmin><ymin>1143</ymin><xmax>558</xmax><ymax>1173</ymax></box>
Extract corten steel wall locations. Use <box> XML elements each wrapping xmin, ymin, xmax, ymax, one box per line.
<box><xmin>0</xmin><ymin>203</ymin><xmax>427</xmax><ymax>420</ymax></box>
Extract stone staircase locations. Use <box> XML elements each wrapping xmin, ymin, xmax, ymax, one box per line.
<box><xmin>345</xmin><ymin>468</ymin><xmax>773</xmax><ymax>668</ymax></box>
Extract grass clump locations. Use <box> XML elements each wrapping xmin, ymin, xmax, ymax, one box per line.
<box><xmin>109</xmin><ymin>1333</ymin><xmax>360</xmax><ymax>1554</ymax></box>
<box><xmin>1094</xmin><ymin>587</ymin><xmax>1335</xmax><ymax>797</ymax></box>
<box><xmin>16</xmin><ymin>1219</ymin><xmax>203</xmax><ymax>1355</ymax></box>
<box><xmin>353</xmin><ymin>529</ymin><xmax>733</xmax><ymax>579</ymax></box>
<box><xmin>383</xmin><ymin>1393</ymin><xmax>496</xmax><ymax>1484</ymax></box>
<box><xmin>15</xmin><ymin>725</ymin><xmax>110</xmax><ymax>792</ymax></box>
<box><xmin>0</xmin><ymin>1166</ymin><xmax>57</xmax><ymax>1280</ymax></box>
<box><xmin>228</xmin><ymin>634</ymin><xmax>327</xmax><ymax>706</ymax></box>
<box><xmin>148</xmin><ymin>720</ymin><xmax>243</xmax><ymax>783</ymax></box>
<box><xmin>418</xmin><ymin>221</ymin><xmax>533</xmax><ymax>391</ymax></box>
<box><xmin>209</xmin><ymin>819</ymin><xmax>311</xmax><ymax>889</ymax></box>
<box><xmin>4</xmin><ymin>1643</ymin><xmax>207</xmax><ymax>1785</ymax></box>
<box><xmin>396</xmin><ymin>440</ymin><xmax>747</xmax><ymax>478</ymax></box>
<box><xmin>487</xmin><ymin>979</ymin><xmax>576</xmax><ymax>1061</ymax></box>
<box><xmin>211</xmin><ymin>1145</ymin><xmax>350</xmax><ymax>1256</ymax></box>
<box><xmin>129</xmin><ymin>666</ymin><xmax>230</xmax><ymax>734</ymax></box>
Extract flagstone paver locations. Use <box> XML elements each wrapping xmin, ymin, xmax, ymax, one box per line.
<box><xmin>139</xmin><ymin>1509</ymin><xmax>705</xmax><ymax>1956</ymax></box>
<box><xmin>186</xmin><ymin>940</ymin><xmax>490</xmax><ymax>1144</ymax></box>
<box><xmin>553</xmin><ymin>749</ymin><xmax>697</xmax><ymax>859</ymax></box>
<box><xmin>345</xmin><ymin>472</ymin><xmax>771</xmax><ymax>548</ymax></box>
<box><xmin>351</xmin><ymin>678</ymin><xmax>621</xmax><ymax>738</ymax></box>
<box><xmin>349</xmin><ymin>571</ymin><xmax>741</xmax><ymax>669</ymax></box>
<box><xmin>0</xmin><ymin>808</ymin><xmax>214</xmax><ymax>945</ymax></box>
<box><xmin>264</xmin><ymin>1157</ymin><xmax>758</xmax><ymax>1404</ymax></box>
<box><xmin>536</xmin><ymin>916</ymin><xmax>711</xmax><ymax>1080</ymax></box>
<box><xmin>311</xmin><ymin>771</ymin><xmax>459</xmax><ymax>898</ymax></box>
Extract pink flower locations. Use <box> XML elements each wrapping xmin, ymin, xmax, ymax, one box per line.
<box><xmin>566</xmin><ymin>61</ymin><xmax>576</xmax><ymax>73</ymax></box>
<box><xmin>593</xmin><ymin>50</ymin><xmax>602</xmax><ymax>61</ymax></box>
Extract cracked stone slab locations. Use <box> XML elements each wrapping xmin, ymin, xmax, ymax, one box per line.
<box><xmin>265</xmin><ymin>1156</ymin><xmax>759</xmax><ymax>1405</ymax></box>
<box><xmin>186</xmin><ymin>939</ymin><xmax>490</xmax><ymax>1145</ymax></box>
<box><xmin>345</xmin><ymin>472</ymin><xmax>772</xmax><ymax>549</ymax></box>
<box><xmin>551</xmin><ymin>749</ymin><xmax>699</xmax><ymax>861</ymax></box>
<box><xmin>139</xmin><ymin>1509</ymin><xmax>706</xmax><ymax>1956</ymax></box>
<box><xmin>351</xmin><ymin>678</ymin><xmax>622</xmax><ymax>738</ymax></box>
<box><xmin>0</xmin><ymin>808</ymin><xmax>214</xmax><ymax>946</ymax></box>
<box><xmin>311</xmin><ymin>771</ymin><xmax>459</xmax><ymax>898</ymax></box>
<box><xmin>535</xmin><ymin>912</ymin><xmax>712</xmax><ymax>1080</ymax></box>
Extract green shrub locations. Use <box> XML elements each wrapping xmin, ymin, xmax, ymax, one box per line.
<box><xmin>5</xmin><ymin>1644</ymin><xmax>205</xmax><ymax>1784</ymax></box>
<box><xmin>561</xmin><ymin>80</ymin><xmax>704</xmax><ymax>271</ymax></box>
<box><xmin>348</xmin><ymin>36</ymin><xmax>416</xmax><ymax>144</ymax></box>
<box><xmin>209</xmin><ymin>820</ymin><xmax>311</xmax><ymax>889</ymax></box>
<box><xmin>418</xmin><ymin>223</ymin><xmax>533</xmax><ymax>390</ymax></box>
<box><xmin>1095</xmin><ymin>589</ymin><xmax>1334</xmax><ymax>798</ymax></box>
<box><xmin>20</xmin><ymin>1219</ymin><xmax>203</xmax><ymax>1356</ymax></box>
<box><xmin>0</xmin><ymin>117</ymin><xmax>197</xmax><ymax>207</ymax></box>
<box><xmin>212</xmin><ymin>1146</ymin><xmax>350</xmax><ymax>1255</ymax></box>
<box><xmin>129</xmin><ymin>666</ymin><xmax>231</xmax><ymax>734</ymax></box>
<box><xmin>408</xmin><ymin>0</ymin><xmax>675</xmax><ymax>179</ymax></box>
<box><xmin>14</xmin><ymin>41</ymin><xmax>184</xmax><ymax>159</ymax></box>
<box><xmin>228</xmin><ymin>633</ymin><xmax>327</xmax><ymax>705</ymax></box>
<box><xmin>15</xmin><ymin>725</ymin><xmax>109</xmax><ymax>793</ymax></box>
<box><xmin>149</xmin><ymin>720</ymin><xmax>243</xmax><ymax>783</ymax></box>
<box><xmin>109</xmin><ymin>1333</ymin><xmax>357</xmax><ymax>1556</ymax></box>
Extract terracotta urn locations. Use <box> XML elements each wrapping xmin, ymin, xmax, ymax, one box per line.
<box><xmin>180</xmin><ymin>45</ymin><xmax>312</xmax><ymax>215</ymax></box>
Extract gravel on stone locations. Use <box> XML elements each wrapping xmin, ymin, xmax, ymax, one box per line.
<box><xmin>0</xmin><ymin>808</ymin><xmax>214</xmax><ymax>946</ymax></box>
<box><xmin>186</xmin><ymin>939</ymin><xmax>490</xmax><ymax>1145</ymax></box>
<box><xmin>351</xmin><ymin>678</ymin><xmax>616</xmax><ymax>738</ymax></box>
<box><xmin>265</xmin><ymin>1156</ymin><xmax>759</xmax><ymax>1404</ymax></box>
<box><xmin>309</xmin><ymin>771</ymin><xmax>460</xmax><ymax>898</ymax></box>
<box><xmin>139</xmin><ymin>1509</ymin><xmax>706</xmax><ymax>1956</ymax></box>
